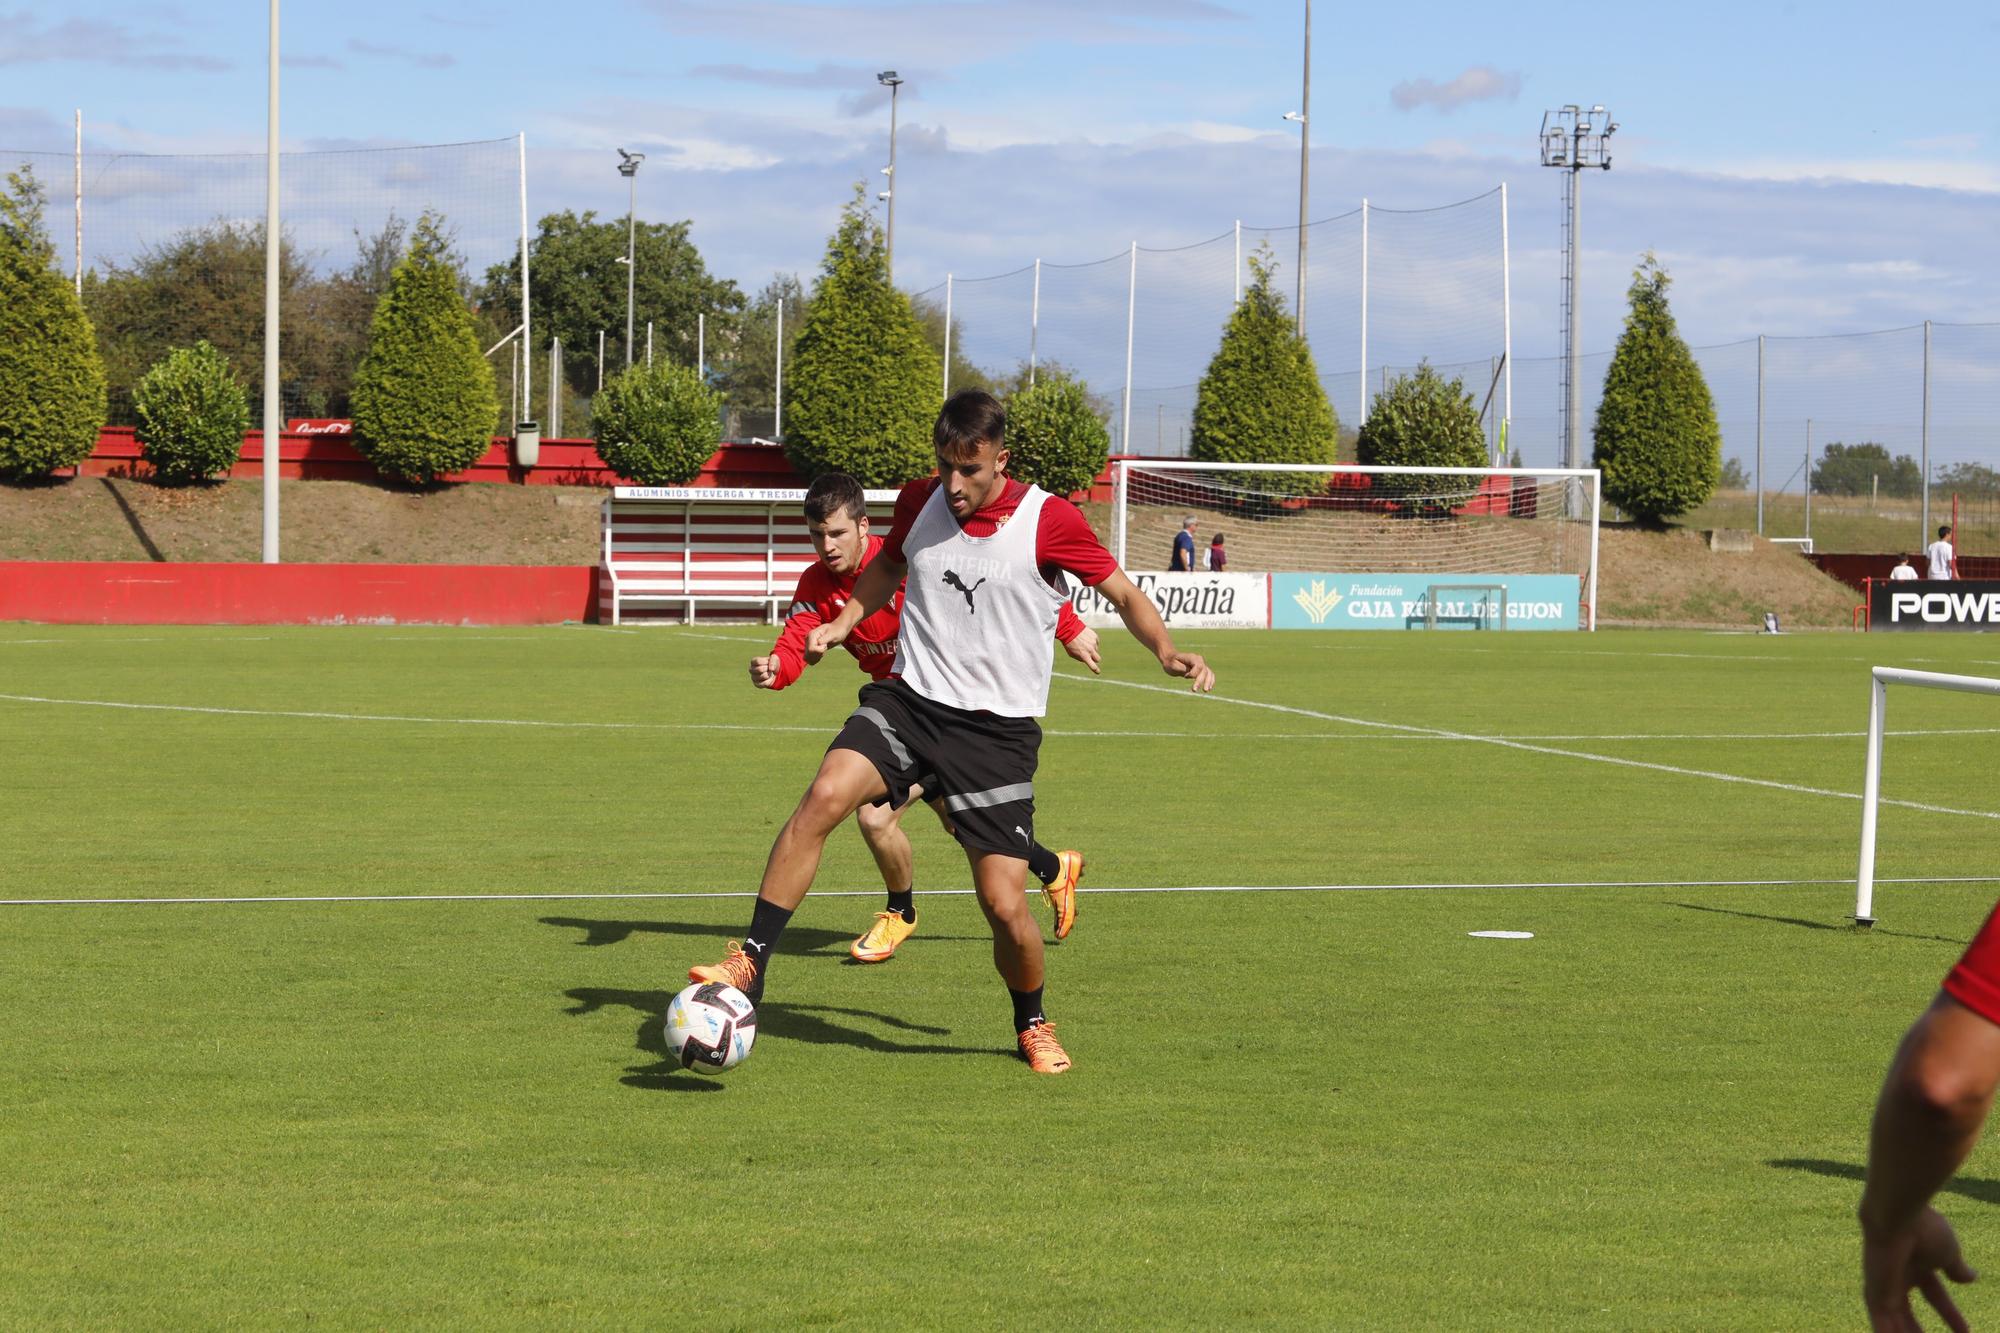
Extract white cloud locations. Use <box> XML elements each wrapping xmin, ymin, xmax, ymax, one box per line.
<box><xmin>0</xmin><ymin>12</ymin><xmax>229</xmax><ymax>72</ymax></box>
<box><xmin>1390</xmin><ymin>67</ymin><xmax>1522</xmax><ymax>113</ymax></box>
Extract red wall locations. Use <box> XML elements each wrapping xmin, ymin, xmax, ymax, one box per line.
<box><xmin>0</xmin><ymin>561</ymin><xmax>596</xmax><ymax>626</ymax></box>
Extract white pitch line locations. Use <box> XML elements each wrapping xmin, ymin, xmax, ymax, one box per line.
<box><xmin>1063</xmin><ymin>674</ymin><xmax>2000</xmax><ymax>821</ymax></box>
<box><xmin>7</xmin><ymin>875</ymin><xmax>2000</xmax><ymax>908</ymax></box>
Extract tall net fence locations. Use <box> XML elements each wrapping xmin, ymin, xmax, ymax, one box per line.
<box><xmin>911</xmin><ymin>188</ymin><xmax>1510</xmax><ymax>457</ymax></box>
<box><xmin>5</xmin><ymin>137</ymin><xmax>522</xmax><ymax>426</ymax></box>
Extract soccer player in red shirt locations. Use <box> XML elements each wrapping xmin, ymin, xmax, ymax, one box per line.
<box><xmin>746</xmin><ymin>472</ymin><xmax>1094</xmax><ymax>962</ymax></box>
<box><xmin>695</xmin><ymin>391</ymin><xmax>1213</xmax><ymax>1075</ymax></box>
<box><xmin>1860</xmin><ymin>903</ymin><xmax>2000</xmax><ymax>1329</ymax></box>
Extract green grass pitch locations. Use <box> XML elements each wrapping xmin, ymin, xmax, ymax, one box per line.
<box><xmin>4</xmin><ymin>622</ymin><xmax>2000</xmax><ymax>1327</ymax></box>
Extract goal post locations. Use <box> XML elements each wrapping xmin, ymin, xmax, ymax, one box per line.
<box><xmin>1112</xmin><ymin>460</ymin><xmax>1601</xmax><ymax>630</ymax></box>
<box><xmin>1854</xmin><ymin>666</ymin><xmax>2000</xmax><ymax>927</ymax></box>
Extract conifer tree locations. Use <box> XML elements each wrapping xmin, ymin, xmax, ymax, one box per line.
<box><xmin>0</xmin><ymin>167</ymin><xmax>108</xmax><ymax>480</ymax></box>
<box><xmin>1592</xmin><ymin>254</ymin><xmax>1722</xmax><ymax>522</ymax></box>
<box><xmin>1190</xmin><ymin>245</ymin><xmax>1337</xmax><ymax>495</ymax></box>
<box><xmin>350</xmin><ymin>212</ymin><xmax>499</xmax><ymax>483</ymax></box>
<box><xmin>783</xmin><ymin>187</ymin><xmax>941</xmax><ymax>485</ymax></box>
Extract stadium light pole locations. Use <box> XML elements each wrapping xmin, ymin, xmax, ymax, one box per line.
<box><xmin>261</xmin><ymin>0</ymin><xmax>281</xmax><ymax>563</ymax></box>
<box><xmin>877</xmin><ymin>71</ymin><xmax>903</xmax><ymax>284</ymax></box>
<box><xmin>1539</xmin><ymin>104</ymin><xmax>1614</xmax><ymax>478</ymax></box>
<box><xmin>617</xmin><ymin>150</ymin><xmax>643</xmax><ymax>369</ymax></box>
<box><xmin>1286</xmin><ymin>0</ymin><xmax>1310</xmax><ymax>336</ymax></box>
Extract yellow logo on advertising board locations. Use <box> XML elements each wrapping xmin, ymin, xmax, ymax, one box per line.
<box><xmin>1291</xmin><ymin>579</ymin><xmax>1343</xmax><ymax>625</ymax></box>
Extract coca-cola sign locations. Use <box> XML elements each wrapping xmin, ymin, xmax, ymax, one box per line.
<box><xmin>286</xmin><ymin>419</ymin><xmax>352</xmax><ymax>436</ymax></box>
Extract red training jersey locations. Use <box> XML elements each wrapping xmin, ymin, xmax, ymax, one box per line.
<box><xmin>880</xmin><ymin>477</ymin><xmax>1119</xmax><ymax>589</ymax></box>
<box><xmin>1946</xmin><ymin>903</ymin><xmax>2000</xmax><ymax>1025</ymax></box>
<box><xmin>765</xmin><ymin>533</ymin><xmax>1085</xmax><ymax>691</ymax></box>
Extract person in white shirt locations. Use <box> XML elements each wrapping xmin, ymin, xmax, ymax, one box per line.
<box><xmin>1890</xmin><ymin>555</ymin><xmax>1920</xmax><ymax>581</ymax></box>
<box><xmin>1927</xmin><ymin>526</ymin><xmax>1958</xmax><ymax>581</ymax></box>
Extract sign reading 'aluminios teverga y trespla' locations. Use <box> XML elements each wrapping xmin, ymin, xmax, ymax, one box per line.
<box><xmin>1870</xmin><ymin>580</ymin><xmax>2000</xmax><ymax>631</ymax></box>
<box><xmin>1271</xmin><ymin>574</ymin><xmax>1582</xmax><ymax>631</ymax></box>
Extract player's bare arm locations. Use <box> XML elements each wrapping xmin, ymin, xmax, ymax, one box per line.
<box><xmin>1861</xmin><ymin>993</ymin><xmax>2000</xmax><ymax>1331</ymax></box>
<box><xmin>807</xmin><ymin>552</ymin><xmax>905</xmax><ymax>662</ymax></box>
<box><xmin>1091</xmin><ymin>570</ymin><xmax>1214</xmax><ymax>692</ymax></box>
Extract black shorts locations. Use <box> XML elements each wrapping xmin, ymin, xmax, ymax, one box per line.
<box><xmin>830</xmin><ymin>678</ymin><xmax>1041</xmax><ymax>859</ymax></box>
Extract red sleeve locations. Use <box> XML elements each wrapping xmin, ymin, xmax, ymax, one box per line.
<box><xmin>1036</xmin><ymin>496</ymin><xmax>1119</xmax><ymax>588</ymax></box>
<box><xmin>1054</xmin><ymin>598</ymin><xmax>1084</xmax><ymax>644</ymax></box>
<box><xmin>879</xmin><ymin>478</ymin><xmax>937</xmax><ymax>565</ymax></box>
<box><xmin>766</xmin><ymin>567</ymin><xmax>826</xmax><ymax>691</ymax></box>
<box><xmin>1945</xmin><ymin>904</ymin><xmax>2000</xmax><ymax>1025</ymax></box>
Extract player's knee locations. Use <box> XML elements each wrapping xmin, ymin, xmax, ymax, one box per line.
<box><xmin>799</xmin><ymin>776</ymin><xmax>860</xmax><ymax>833</ymax></box>
<box><xmin>856</xmin><ymin>800</ymin><xmax>898</xmax><ymax>839</ymax></box>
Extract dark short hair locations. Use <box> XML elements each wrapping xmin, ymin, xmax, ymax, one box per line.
<box><xmin>804</xmin><ymin>472</ymin><xmax>867</xmax><ymax>524</ymax></box>
<box><xmin>1211</xmin><ymin>533</ymin><xmax>1225</xmax><ymax>544</ymax></box>
<box><xmin>934</xmin><ymin>390</ymin><xmax>1006</xmax><ymax>461</ymax></box>
<box><xmin>1940</xmin><ymin>524</ymin><xmax>1954</xmax><ymax>539</ymax></box>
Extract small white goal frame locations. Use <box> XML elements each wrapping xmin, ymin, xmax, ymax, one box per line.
<box><xmin>1110</xmin><ymin>461</ymin><xmax>1602</xmax><ymax>631</ymax></box>
<box><xmin>1854</xmin><ymin>666</ymin><xmax>2000</xmax><ymax>926</ymax></box>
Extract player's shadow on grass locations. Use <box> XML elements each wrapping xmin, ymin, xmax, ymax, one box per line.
<box><xmin>1669</xmin><ymin>902</ymin><xmax>1967</xmax><ymax>946</ymax></box>
<box><xmin>1770</xmin><ymin>1158</ymin><xmax>2000</xmax><ymax>1207</ymax></box>
<box><xmin>541</xmin><ymin>915</ymin><xmax>986</xmax><ymax>954</ymax></box>
<box><xmin>563</xmin><ymin>987</ymin><xmax>1008</xmax><ymax>1091</ymax></box>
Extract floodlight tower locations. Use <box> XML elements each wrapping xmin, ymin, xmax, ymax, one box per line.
<box><xmin>1539</xmin><ymin>104</ymin><xmax>1615</xmax><ymax>474</ymax></box>
<box><xmin>877</xmin><ymin>71</ymin><xmax>904</xmax><ymax>283</ymax></box>
<box><xmin>617</xmin><ymin>149</ymin><xmax>644</xmax><ymax>368</ymax></box>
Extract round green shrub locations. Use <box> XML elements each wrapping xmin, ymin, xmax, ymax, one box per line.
<box><xmin>782</xmin><ymin>187</ymin><xmax>940</xmax><ymax>486</ymax></box>
<box><xmin>1592</xmin><ymin>254</ymin><xmax>1722</xmax><ymax>523</ymax></box>
<box><xmin>591</xmin><ymin>360</ymin><xmax>722</xmax><ymax>484</ymax></box>
<box><xmin>350</xmin><ymin>212</ymin><xmax>499</xmax><ymax>484</ymax></box>
<box><xmin>1190</xmin><ymin>246</ymin><xmax>1337</xmax><ymax>496</ymax></box>
<box><xmin>0</xmin><ymin>167</ymin><xmax>108</xmax><ymax>481</ymax></box>
<box><xmin>132</xmin><ymin>341</ymin><xmax>249</xmax><ymax>485</ymax></box>
<box><xmin>1355</xmin><ymin>362</ymin><xmax>1487</xmax><ymax>507</ymax></box>
<box><xmin>1004</xmin><ymin>375</ymin><xmax>1110</xmax><ymax>498</ymax></box>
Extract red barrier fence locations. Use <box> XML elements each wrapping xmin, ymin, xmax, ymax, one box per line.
<box><xmin>0</xmin><ymin>561</ymin><xmax>597</xmax><ymax>626</ymax></box>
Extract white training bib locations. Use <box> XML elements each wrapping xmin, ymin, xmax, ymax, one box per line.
<box><xmin>897</xmin><ymin>485</ymin><xmax>1069</xmax><ymax>718</ymax></box>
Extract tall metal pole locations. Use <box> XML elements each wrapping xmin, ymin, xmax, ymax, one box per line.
<box><xmin>624</xmin><ymin>167</ymin><xmax>637</xmax><ymax>368</ymax></box>
<box><xmin>261</xmin><ymin>0</ymin><xmax>281</xmax><ymax>564</ymax></box>
<box><xmin>1805</xmin><ymin>418</ymin><xmax>1814</xmax><ymax>543</ymax></box>
<box><xmin>1499</xmin><ymin>182</ymin><xmax>1512</xmax><ymax>459</ymax></box>
<box><xmin>1123</xmin><ymin>241</ymin><xmax>1136</xmax><ymax>455</ymax></box>
<box><xmin>518</xmin><ymin>132</ymin><xmax>530</xmax><ymax>424</ymax></box>
<box><xmin>1295</xmin><ymin>0</ymin><xmax>1310</xmax><ymax>336</ymax></box>
<box><xmin>942</xmin><ymin>275</ymin><xmax>953</xmax><ymax>396</ymax></box>
<box><xmin>1358</xmin><ymin>198</ymin><xmax>1369</xmax><ymax>424</ymax></box>
<box><xmin>1233</xmin><ymin>220</ymin><xmax>1241</xmax><ymax>305</ymax></box>
<box><xmin>73</xmin><ymin>110</ymin><xmax>82</xmax><ymax>297</ymax></box>
<box><xmin>1922</xmin><ymin>319</ymin><xmax>1933</xmax><ymax>541</ymax></box>
<box><xmin>698</xmin><ymin>313</ymin><xmax>705</xmax><ymax>380</ymax></box>
<box><xmin>1029</xmin><ymin>258</ymin><xmax>1041</xmax><ymax>386</ymax></box>
<box><xmin>1565</xmin><ymin>147</ymin><xmax>1582</xmax><ymax>473</ymax></box>
<box><xmin>885</xmin><ymin>80</ymin><xmax>899</xmax><ymax>284</ymax></box>
<box><xmin>774</xmin><ymin>299</ymin><xmax>784</xmax><ymax>436</ymax></box>
<box><xmin>1755</xmin><ymin>334</ymin><xmax>1765</xmax><ymax>534</ymax></box>
<box><xmin>548</xmin><ymin>338</ymin><xmax>560</xmax><ymax>437</ymax></box>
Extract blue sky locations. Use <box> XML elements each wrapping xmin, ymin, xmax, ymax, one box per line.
<box><xmin>3</xmin><ymin>0</ymin><xmax>1997</xmax><ymax>382</ymax></box>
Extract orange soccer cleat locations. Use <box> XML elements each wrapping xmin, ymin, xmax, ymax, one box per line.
<box><xmin>1044</xmin><ymin>850</ymin><xmax>1084</xmax><ymax>940</ymax></box>
<box><xmin>850</xmin><ymin>911</ymin><xmax>918</xmax><ymax>963</ymax></box>
<box><xmin>1017</xmin><ymin>1020</ymin><xmax>1073</xmax><ymax>1075</ymax></box>
<box><xmin>689</xmin><ymin>941</ymin><xmax>763</xmax><ymax>1004</ymax></box>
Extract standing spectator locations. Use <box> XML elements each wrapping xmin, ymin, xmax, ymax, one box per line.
<box><xmin>1207</xmin><ymin>532</ymin><xmax>1227</xmax><ymax>572</ymax></box>
<box><xmin>1170</xmin><ymin>515</ymin><xmax>1197</xmax><ymax>571</ymax></box>
<box><xmin>1928</xmin><ymin>525</ymin><xmax>1959</xmax><ymax>581</ymax></box>
<box><xmin>1890</xmin><ymin>554</ymin><xmax>1920</xmax><ymax>582</ymax></box>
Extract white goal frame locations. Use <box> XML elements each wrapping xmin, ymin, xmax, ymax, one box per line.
<box><xmin>1855</xmin><ymin>666</ymin><xmax>2000</xmax><ymax>927</ymax></box>
<box><xmin>1111</xmin><ymin>460</ymin><xmax>1602</xmax><ymax>631</ymax></box>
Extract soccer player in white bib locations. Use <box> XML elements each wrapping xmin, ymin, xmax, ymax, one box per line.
<box><xmin>693</xmin><ymin>390</ymin><xmax>1214</xmax><ymax>1074</ymax></box>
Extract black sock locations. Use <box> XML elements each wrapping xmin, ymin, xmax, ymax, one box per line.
<box><xmin>742</xmin><ymin>898</ymin><xmax>793</xmax><ymax>981</ymax></box>
<box><xmin>885</xmin><ymin>889</ymin><xmax>915</xmax><ymax>923</ymax></box>
<box><xmin>1026</xmin><ymin>843</ymin><xmax>1060</xmax><ymax>887</ymax></box>
<box><xmin>1009</xmin><ymin>986</ymin><xmax>1046</xmax><ymax>1033</ymax></box>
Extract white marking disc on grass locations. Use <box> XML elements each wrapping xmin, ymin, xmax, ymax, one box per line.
<box><xmin>1468</xmin><ymin>930</ymin><xmax>1535</xmax><ymax>939</ymax></box>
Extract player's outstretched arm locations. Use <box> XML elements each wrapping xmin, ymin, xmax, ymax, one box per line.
<box><xmin>806</xmin><ymin>551</ymin><xmax>906</xmax><ymax>662</ymax></box>
<box><xmin>1860</xmin><ymin>993</ymin><xmax>2000</xmax><ymax>1331</ymax></box>
<box><xmin>1090</xmin><ymin>570</ymin><xmax>1213</xmax><ymax>693</ymax></box>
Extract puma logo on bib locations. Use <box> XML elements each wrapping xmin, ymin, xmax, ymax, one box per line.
<box><xmin>942</xmin><ymin>569</ymin><xmax>987</xmax><ymax>613</ymax></box>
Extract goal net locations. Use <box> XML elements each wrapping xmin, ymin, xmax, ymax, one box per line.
<box><xmin>1112</xmin><ymin>461</ymin><xmax>1600</xmax><ymax>629</ymax></box>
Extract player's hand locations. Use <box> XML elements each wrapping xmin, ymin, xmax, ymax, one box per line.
<box><xmin>1062</xmin><ymin>626</ymin><xmax>1102</xmax><ymax>675</ymax></box>
<box><xmin>1863</xmin><ymin>1206</ymin><xmax>1976</xmax><ymax>1332</ymax></box>
<box><xmin>1161</xmin><ymin>650</ymin><xmax>1214</xmax><ymax>694</ymax></box>
<box><xmin>748</xmin><ymin>655</ymin><xmax>780</xmax><ymax>689</ymax></box>
<box><xmin>804</xmin><ymin>621</ymin><xmax>844</xmax><ymax>665</ymax></box>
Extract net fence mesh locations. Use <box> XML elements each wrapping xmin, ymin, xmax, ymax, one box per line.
<box><xmin>8</xmin><ymin>137</ymin><xmax>521</xmax><ymax>427</ymax></box>
<box><xmin>1119</xmin><ymin>465</ymin><xmax>1592</xmax><ymax>580</ymax></box>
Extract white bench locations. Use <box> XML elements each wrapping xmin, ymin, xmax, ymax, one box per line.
<box><xmin>598</xmin><ymin>486</ymin><xmax>899</xmax><ymax>626</ymax></box>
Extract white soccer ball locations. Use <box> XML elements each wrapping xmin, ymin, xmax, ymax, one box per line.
<box><xmin>664</xmin><ymin>982</ymin><xmax>758</xmax><ymax>1075</ymax></box>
